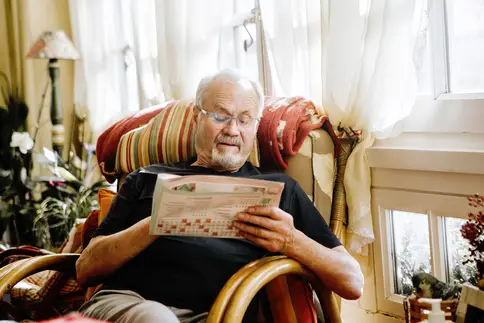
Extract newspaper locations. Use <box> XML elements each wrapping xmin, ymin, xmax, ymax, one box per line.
<box><xmin>149</xmin><ymin>174</ymin><xmax>285</xmax><ymax>238</ymax></box>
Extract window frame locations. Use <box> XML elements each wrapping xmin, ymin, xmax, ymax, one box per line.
<box><xmin>230</xmin><ymin>0</ymin><xmax>270</xmax><ymax>94</ymax></box>
<box><xmin>372</xmin><ymin>188</ymin><xmax>472</xmax><ymax>317</ymax></box>
<box><xmin>429</xmin><ymin>0</ymin><xmax>484</xmax><ymax>99</ymax></box>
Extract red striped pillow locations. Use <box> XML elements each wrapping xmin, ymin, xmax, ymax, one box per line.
<box><xmin>115</xmin><ymin>100</ymin><xmax>260</xmax><ymax>174</ymax></box>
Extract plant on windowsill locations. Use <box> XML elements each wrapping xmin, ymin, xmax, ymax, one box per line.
<box><xmin>461</xmin><ymin>194</ymin><xmax>484</xmax><ymax>290</ymax></box>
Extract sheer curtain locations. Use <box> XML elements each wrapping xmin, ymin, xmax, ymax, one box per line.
<box><xmin>154</xmin><ymin>0</ymin><xmax>236</xmax><ymax>100</ymax></box>
<box><xmin>261</xmin><ymin>0</ymin><xmax>424</xmax><ymax>255</ymax></box>
<box><xmin>70</xmin><ymin>0</ymin><xmax>241</xmax><ymax>138</ymax></box>
<box><xmin>69</xmin><ymin>0</ymin><xmax>142</xmax><ymax>139</ymax></box>
<box><xmin>259</xmin><ymin>0</ymin><xmax>323</xmax><ymax>105</ymax></box>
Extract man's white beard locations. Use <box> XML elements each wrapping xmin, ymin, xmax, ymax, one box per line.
<box><xmin>212</xmin><ymin>147</ymin><xmax>246</xmax><ymax>169</ymax></box>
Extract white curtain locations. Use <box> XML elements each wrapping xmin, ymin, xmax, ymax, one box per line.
<box><xmin>154</xmin><ymin>0</ymin><xmax>239</xmax><ymax>100</ymax></box>
<box><xmin>261</xmin><ymin>0</ymin><xmax>425</xmax><ymax>255</ymax></box>
<box><xmin>259</xmin><ymin>0</ymin><xmax>323</xmax><ymax>105</ymax></box>
<box><xmin>70</xmin><ymin>0</ymin><xmax>244</xmax><ymax>139</ymax></box>
<box><xmin>69</xmin><ymin>0</ymin><xmax>142</xmax><ymax>139</ymax></box>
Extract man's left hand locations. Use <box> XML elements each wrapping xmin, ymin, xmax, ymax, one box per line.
<box><xmin>234</xmin><ymin>206</ymin><xmax>296</xmax><ymax>254</ymax></box>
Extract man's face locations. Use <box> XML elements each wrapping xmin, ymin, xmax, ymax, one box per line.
<box><xmin>194</xmin><ymin>79</ymin><xmax>259</xmax><ymax>171</ymax></box>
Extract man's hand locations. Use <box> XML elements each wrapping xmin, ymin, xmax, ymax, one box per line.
<box><xmin>234</xmin><ymin>206</ymin><xmax>297</xmax><ymax>254</ymax></box>
<box><xmin>234</xmin><ymin>206</ymin><xmax>364</xmax><ymax>300</ymax></box>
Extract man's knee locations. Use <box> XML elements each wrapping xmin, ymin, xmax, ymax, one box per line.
<box><xmin>124</xmin><ymin>300</ymin><xmax>180</xmax><ymax>323</ymax></box>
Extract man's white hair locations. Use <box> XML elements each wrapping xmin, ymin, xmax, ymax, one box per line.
<box><xmin>195</xmin><ymin>68</ymin><xmax>265</xmax><ymax>118</ymax></box>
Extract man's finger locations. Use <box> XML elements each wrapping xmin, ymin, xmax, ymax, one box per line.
<box><xmin>239</xmin><ymin>231</ymin><xmax>271</xmax><ymax>249</ymax></box>
<box><xmin>235</xmin><ymin>212</ymin><xmax>278</xmax><ymax>230</ymax></box>
<box><xmin>245</xmin><ymin>206</ymin><xmax>283</xmax><ymax>219</ymax></box>
<box><xmin>233</xmin><ymin>221</ymin><xmax>278</xmax><ymax>240</ymax></box>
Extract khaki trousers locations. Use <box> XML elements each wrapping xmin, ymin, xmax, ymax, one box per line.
<box><xmin>79</xmin><ymin>289</ymin><xmax>208</xmax><ymax>323</ymax></box>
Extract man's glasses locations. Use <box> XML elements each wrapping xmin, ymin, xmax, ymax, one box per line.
<box><xmin>198</xmin><ymin>106</ymin><xmax>260</xmax><ymax>128</ymax></box>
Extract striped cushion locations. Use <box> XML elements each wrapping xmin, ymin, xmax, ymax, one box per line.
<box><xmin>115</xmin><ymin>100</ymin><xmax>260</xmax><ymax>174</ymax></box>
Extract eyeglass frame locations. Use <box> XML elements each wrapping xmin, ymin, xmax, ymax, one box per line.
<box><xmin>197</xmin><ymin>105</ymin><xmax>260</xmax><ymax>128</ymax></box>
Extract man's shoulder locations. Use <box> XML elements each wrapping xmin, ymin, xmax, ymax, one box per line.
<box><xmin>141</xmin><ymin>161</ymin><xmax>190</xmax><ymax>174</ymax></box>
<box><xmin>123</xmin><ymin>161</ymin><xmax>191</xmax><ymax>186</ymax></box>
<box><xmin>252</xmin><ymin>172</ymin><xmax>298</xmax><ymax>188</ymax></box>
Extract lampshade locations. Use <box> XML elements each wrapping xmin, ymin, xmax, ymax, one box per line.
<box><xmin>26</xmin><ymin>30</ymin><xmax>80</xmax><ymax>60</ymax></box>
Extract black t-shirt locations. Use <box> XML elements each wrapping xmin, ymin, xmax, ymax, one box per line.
<box><xmin>93</xmin><ymin>160</ymin><xmax>341</xmax><ymax>316</ymax></box>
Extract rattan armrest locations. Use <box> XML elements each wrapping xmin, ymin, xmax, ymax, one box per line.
<box><xmin>222</xmin><ymin>256</ymin><xmax>342</xmax><ymax>323</ymax></box>
<box><xmin>0</xmin><ymin>253</ymin><xmax>80</xmax><ymax>299</ymax></box>
<box><xmin>207</xmin><ymin>255</ymin><xmax>286</xmax><ymax>323</ymax></box>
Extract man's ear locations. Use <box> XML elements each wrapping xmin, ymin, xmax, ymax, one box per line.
<box><xmin>192</xmin><ymin>105</ymin><xmax>200</xmax><ymax>130</ymax></box>
<box><xmin>254</xmin><ymin>121</ymin><xmax>260</xmax><ymax>134</ymax></box>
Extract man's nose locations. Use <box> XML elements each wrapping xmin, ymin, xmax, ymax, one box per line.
<box><xmin>222</xmin><ymin>118</ymin><xmax>240</xmax><ymax>136</ymax></box>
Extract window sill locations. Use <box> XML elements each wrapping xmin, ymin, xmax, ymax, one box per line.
<box><xmin>367</xmin><ymin>132</ymin><xmax>484</xmax><ymax>175</ymax></box>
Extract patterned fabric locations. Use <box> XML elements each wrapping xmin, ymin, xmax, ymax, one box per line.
<box><xmin>114</xmin><ymin>99</ymin><xmax>259</xmax><ymax>175</ymax></box>
<box><xmin>0</xmin><ymin>246</ymin><xmax>85</xmax><ymax>321</ymax></box>
<box><xmin>10</xmin><ymin>270</ymin><xmax>80</xmax><ymax>301</ymax></box>
<box><xmin>97</xmin><ymin>96</ymin><xmax>338</xmax><ymax>182</ymax></box>
<box><xmin>97</xmin><ymin>104</ymin><xmax>168</xmax><ymax>183</ymax></box>
<box><xmin>258</xmin><ymin>97</ymin><xmax>339</xmax><ymax>169</ymax></box>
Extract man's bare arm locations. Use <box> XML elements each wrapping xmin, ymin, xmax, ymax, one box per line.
<box><xmin>234</xmin><ymin>207</ymin><xmax>364</xmax><ymax>300</ymax></box>
<box><xmin>285</xmin><ymin>232</ymin><xmax>363</xmax><ymax>299</ymax></box>
<box><xmin>76</xmin><ymin>217</ymin><xmax>157</xmax><ymax>286</ymax></box>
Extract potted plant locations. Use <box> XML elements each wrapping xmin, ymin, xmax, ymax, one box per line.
<box><xmin>0</xmin><ymin>71</ymin><xmax>35</xmax><ymax>245</ymax></box>
<box><xmin>461</xmin><ymin>194</ymin><xmax>484</xmax><ymax>290</ymax></box>
<box><xmin>1</xmin><ymin>71</ymin><xmax>107</xmax><ymax>249</ymax></box>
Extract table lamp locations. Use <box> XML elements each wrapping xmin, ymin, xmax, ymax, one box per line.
<box><xmin>26</xmin><ymin>30</ymin><xmax>80</xmax><ymax>156</ymax></box>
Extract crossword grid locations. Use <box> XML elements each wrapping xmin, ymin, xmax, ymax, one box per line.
<box><xmin>155</xmin><ymin>217</ymin><xmax>242</xmax><ymax>238</ymax></box>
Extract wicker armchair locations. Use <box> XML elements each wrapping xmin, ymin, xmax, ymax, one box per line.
<box><xmin>0</xmin><ymin>97</ymin><xmax>354</xmax><ymax>322</ymax></box>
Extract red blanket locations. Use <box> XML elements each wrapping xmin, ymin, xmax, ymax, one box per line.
<box><xmin>258</xmin><ymin>97</ymin><xmax>339</xmax><ymax>169</ymax></box>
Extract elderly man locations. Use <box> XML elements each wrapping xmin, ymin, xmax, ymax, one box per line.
<box><xmin>76</xmin><ymin>69</ymin><xmax>363</xmax><ymax>323</ymax></box>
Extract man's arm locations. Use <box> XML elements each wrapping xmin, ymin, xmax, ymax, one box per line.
<box><xmin>234</xmin><ymin>207</ymin><xmax>364</xmax><ymax>300</ymax></box>
<box><xmin>76</xmin><ymin>217</ymin><xmax>157</xmax><ymax>286</ymax></box>
<box><xmin>286</xmin><ymin>231</ymin><xmax>363</xmax><ymax>299</ymax></box>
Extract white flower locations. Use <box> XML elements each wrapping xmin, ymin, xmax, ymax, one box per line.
<box><xmin>10</xmin><ymin>132</ymin><xmax>34</xmax><ymax>154</ymax></box>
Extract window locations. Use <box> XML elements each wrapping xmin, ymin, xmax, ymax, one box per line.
<box><xmin>444</xmin><ymin>217</ymin><xmax>478</xmax><ymax>286</ymax></box>
<box><xmin>429</xmin><ymin>0</ymin><xmax>484</xmax><ymax>98</ymax></box>
<box><xmin>445</xmin><ymin>0</ymin><xmax>484</xmax><ymax>94</ymax></box>
<box><xmin>231</xmin><ymin>0</ymin><xmax>261</xmax><ymax>84</ymax></box>
<box><xmin>389</xmin><ymin>211</ymin><xmax>431</xmax><ymax>296</ymax></box>
<box><xmin>373</xmin><ymin>190</ymin><xmax>477</xmax><ymax>317</ymax></box>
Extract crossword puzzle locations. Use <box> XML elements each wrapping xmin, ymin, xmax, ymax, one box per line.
<box><xmin>155</xmin><ymin>217</ymin><xmax>242</xmax><ymax>238</ymax></box>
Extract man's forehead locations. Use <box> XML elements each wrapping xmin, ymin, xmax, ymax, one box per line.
<box><xmin>209</xmin><ymin>78</ymin><xmax>255</xmax><ymax>95</ymax></box>
<box><xmin>205</xmin><ymin>79</ymin><xmax>258</xmax><ymax>111</ymax></box>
